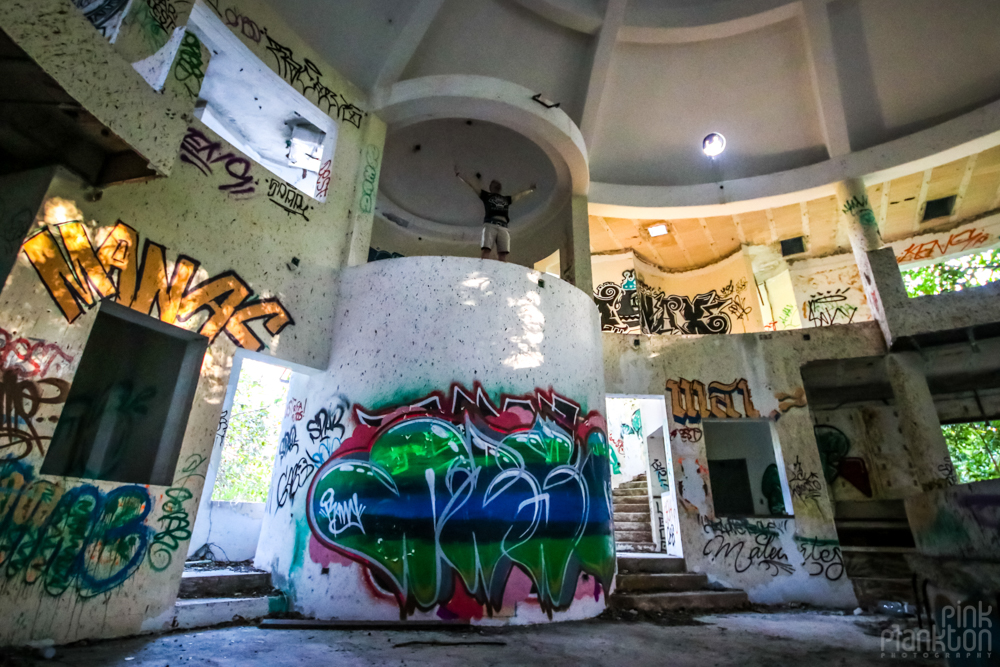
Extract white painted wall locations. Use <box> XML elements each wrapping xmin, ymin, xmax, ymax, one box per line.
<box><xmin>591</xmin><ymin>19</ymin><xmax>826</xmax><ymax>186</ymax></box>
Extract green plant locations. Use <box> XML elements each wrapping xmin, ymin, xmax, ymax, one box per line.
<box><xmin>212</xmin><ymin>360</ymin><xmax>290</xmax><ymax>502</ymax></box>
<box><xmin>942</xmin><ymin>421</ymin><xmax>1000</xmax><ymax>484</ymax></box>
<box><xmin>901</xmin><ymin>248</ymin><xmax>1000</xmax><ymax>297</ymax></box>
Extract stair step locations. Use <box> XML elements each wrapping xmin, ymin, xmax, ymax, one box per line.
<box><xmin>610</xmin><ymin>590</ymin><xmax>749</xmax><ymax>612</ymax></box>
<box><xmin>616</xmin><ymin>542</ymin><xmax>658</xmax><ymax>553</ymax></box>
<box><xmin>612</xmin><ymin>488</ymin><xmax>648</xmax><ymax>498</ymax></box>
<box><xmin>618</xmin><ymin>480</ymin><xmax>649</xmax><ymax>490</ymax></box>
<box><xmin>614</xmin><ymin>512</ymin><xmax>651</xmax><ymax>523</ymax></box>
<box><xmin>612</xmin><ymin>498</ymin><xmax>650</xmax><ymax>509</ymax></box>
<box><xmin>618</xmin><ymin>556</ymin><xmax>686</xmax><ymax>574</ymax></box>
<box><xmin>851</xmin><ymin>578</ymin><xmax>917</xmax><ymax>608</ymax></box>
<box><xmin>835</xmin><ymin>520</ymin><xmax>910</xmax><ymax>530</ymax></box>
<box><xmin>615</xmin><ymin>530</ymin><xmax>653</xmax><ymax>543</ymax></box>
<box><xmin>842</xmin><ymin>549</ymin><xmax>915</xmax><ymax>579</ymax></box>
<box><xmin>179</xmin><ymin>569</ymin><xmax>271</xmax><ymax>599</ymax></box>
<box><xmin>616</xmin><ymin>573</ymin><xmax>708</xmax><ymax>593</ymax></box>
<box><xmin>614</xmin><ymin>521</ymin><xmax>651</xmax><ymax>532</ymax></box>
<box><xmin>171</xmin><ymin>595</ymin><xmax>283</xmax><ymax>630</ymax></box>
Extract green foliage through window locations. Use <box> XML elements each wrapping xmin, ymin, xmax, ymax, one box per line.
<box><xmin>942</xmin><ymin>421</ymin><xmax>1000</xmax><ymax>484</ymax></box>
<box><xmin>901</xmin><ymin>248</ymin><xmax>1000</xmax><ymax>298</ymax></box>
<box><xmin>212</xmin><ymin>359</ymin><xmax>290</xmax><ymax>502</ymax></box>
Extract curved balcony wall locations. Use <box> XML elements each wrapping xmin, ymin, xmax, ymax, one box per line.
<box><xmin>256</xmin><ymin>256</ymin><xmax>613</xmax><ymax>624</ymax></box>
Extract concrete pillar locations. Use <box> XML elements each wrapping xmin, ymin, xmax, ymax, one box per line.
<box><xmin>837</xmin><ymin>178</ymin><xmax>882</xmax><ymax>252</ymax></box>
<box><xmin>345</xmin><ymin>115</ymin><xmax>388</xmax><ymax>267</ymax></box>
<box><xmin>563</xmin><ymin>194</ymin><xmax>593</xmax><ymax>290</ymax></box>
<box><xmin>836</xmin><ymin>178</ymin><xmax>909</xmax><ymax>346</ymax></box>
<box><xmin>885</xmin><ymin>352</ymin><xmax>955</xmax><ymax>493</ymax></box>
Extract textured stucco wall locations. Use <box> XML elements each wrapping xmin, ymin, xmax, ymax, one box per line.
<box><xmin>256</xmin><ymin>256</ymin><xmax>614</xmax><ymax>624</ymax></box>
<box><xmin>602</xmin><ymin>325</ymin><xmax>893</xmax><ymax>606</ymax></box>
<box><xmin>0</xmin><ymin>0</ymin><xmax>385</xmax><ymax>644</ymax></box>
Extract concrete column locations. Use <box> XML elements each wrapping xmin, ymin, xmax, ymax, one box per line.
<box><xmin>836</xmin><ymin>178</ymin><xmax>909</xmax><ymax>346</ymax></box>
<box><xmin>837</xmin><ymin>178</ymin><xmax>882</xmax><ymax>253</ymax></box>
<box><xmin>885</xmin><ymin>352</ymin><xmax>955</xmax><ymax>493</ymax></box>
<box><xmin>563</xmin><ymin>194</ymin><xmax>593</xmax><ymax>290</ymax></box>
<box><xmin>345</xmin><ymin>115</ymin><xmax>388</xmax><ymax>267</ymax></box>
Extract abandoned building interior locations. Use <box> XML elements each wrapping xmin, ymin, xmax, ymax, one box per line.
<box><xmin>1</xmin><ymin>0</ymin><xmax>999</xmax><ymax>663</ymax></box>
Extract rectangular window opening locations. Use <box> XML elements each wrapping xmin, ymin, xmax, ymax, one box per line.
<box><xmin>704</xmin><ymin>419</ymin><xmax>789</xmax><ymax>517</ymax></box>
<box><xmin>780</xmin><ymin>236</ymin><xmax>806</xmax><ymax>257</ymax></box>
<box><xmin>187</xmin><ymin>3</ymin><xmax>339</xmax><ymax>202</ymax></box>
<box><xmin>901</xmin><ymin>246</ymin><xmax>1000</xmax><ymax>298</ymax></box>
<box><xmin>211</xmin><ymin>358</ymin><xmax>292</xmax><ymax>503</ymax></box>
<box><xmin>42</xmin><ymin>302</ymin><xmax>208</xmax><ymax>486</ymax></box>
<box><xmin>922</xmin><ymin>196</ymin><xmax>957</xmax><ymax>222</ymax></box>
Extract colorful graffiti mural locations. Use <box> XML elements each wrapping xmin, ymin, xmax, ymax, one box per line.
<box><xmin>22</xmin><ymin>220</ymin><xmax>293</xmax><ymax>352</ymax></box>
<box><xmin>0</xmin><ymin>458</ymin><xmax>152</xmax><ymax>597</ymax></box>
<box><xmin>305</xmin><ymin>385</ymin><xmax>614</xmax><ymax>618</ymax></box>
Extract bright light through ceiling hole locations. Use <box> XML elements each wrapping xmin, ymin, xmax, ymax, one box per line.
<box><xmin>702</xmin><ymin>133</ymin><xmax>726</xmax><ymax>157</ymax></box>
<box><xmin>648</xmin><ymin>224</ymin><xmax>668</xmax><ymax>237</ymax></box>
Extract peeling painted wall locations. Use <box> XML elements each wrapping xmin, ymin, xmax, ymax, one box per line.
<box><xmin>256</xmin><ymin>257</ymin><xmax>614</xmax><ymax>624</ymax></box>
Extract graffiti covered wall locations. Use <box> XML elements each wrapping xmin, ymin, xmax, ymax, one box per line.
<box><xmin>593</xmin><ymin>251</ymin><xmax>763</xmax><ymax>336</ymax></box>
<box><xmin>0</xmin><ymin>0</ymin><xmax>385</xmax><ymax>643</ymax></box>
<box><xmin>789</xmin><ymin>254</ymin><xmax>872</xmax><ymax>329</ymax></box>
<box><xmin>256</xmin><ymin>257</ymin><xmax>613</xmax><ymax>624</ymax></box>
<box><xmin>602</xmin><ymin>329</ymin><xmax>867</xmax><ymax>606</ymax></box>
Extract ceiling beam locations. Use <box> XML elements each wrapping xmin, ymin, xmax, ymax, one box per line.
<box><xmin>951</xmin><ymin>154</ymin><xmax>978</xmax><ymax>220</ymax></box>
<box><xmin>372</xmin><ymin>0</ymin><xmax>445</xmax><ymax>98</ymax></box>
<box><xmin>630</xmin><ymin>219</ymin><xmax>667</xmax><ymax>265</ymax></box>
<box><xmin>912</xmin><ymin>168</ymin><xmax>933</xmax><ymax>232</ymax></box>
<box><xmin>579</xmin><ymin>0</ymin><xmax>627</xmax><ymax>149</ymax></box>
<box><xmin>594</xmin><ymin>215</ymin><xmax>624</xmax><ymax>249</ymax></box>
<box><xmin>765</xmin><ymin>208</ymin><xmax>778</xmax><ymax>244</ymax></box>
<box><xmin>800</xmin><ymin>0</ymin><xmax>851</xmax><ymax>158</ymax></box>
<box><xmin>698</xmin><ymin>217</ymin><xmax>719</xmax><ymax>255</ymax></box>
<box><xmin>878</xmin><ymin>179</ymin><xmax>891</xmax><ymax>229</ymax></box>
<box><xmin>732</xmin><ymin>213</ymin><xmax>748</xmax><ymax>244</ymax></box>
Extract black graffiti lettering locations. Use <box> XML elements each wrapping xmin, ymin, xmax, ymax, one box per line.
<box><xmin>274</xmin><ymin>456</ymin><xmax>314</xmax><ymax>509</ymax></box>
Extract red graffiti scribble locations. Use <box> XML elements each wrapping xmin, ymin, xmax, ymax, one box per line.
<box><xmin>897</xmin><ymin>227</ymin><xmax>991</xmax><ymax>264</ymax></box>
<box><xmin>285</xmin><ymin>398</ymin><xmax>305</xmax><ymax>422</ymax></box>
<box><xmin>315</xmin><ymin>160</ymin><xmax>332</xmax><ymax>199</ymax></box>
<box><xmin>0</xmin><ymin>327</ymin><xmax>74</xmax><ymax>380</ymax></box>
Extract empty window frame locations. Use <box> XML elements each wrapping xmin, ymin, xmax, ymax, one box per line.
<box><xmin>42</xmin><ymin>302</ymin><xmax>207</xmax><ymax>485</ymax></box>
<box><xmin>703</xmin><ymin>419</ymin><xmax>789</xmax><ymax>517</ymax></box>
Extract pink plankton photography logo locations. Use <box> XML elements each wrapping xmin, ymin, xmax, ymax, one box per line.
<box><xmin>880</xmin><ymin>602</ymin><xmax>994</xmax><ymax>660</ymax></box>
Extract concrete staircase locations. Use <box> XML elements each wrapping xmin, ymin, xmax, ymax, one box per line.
<box><xmin>836</xmin><ymin>500</ymin><xmax>918</xmax><ymax>608</ymax></box>
<box><xmin>169</xmin><ymin>564</ymin><xmax>284</xmax><ymax>630</ymax></box>
<box><xmin>609</xmin><ymin>555</ymin><xmax>750</xmax><ymax>612</ymax></box>
<box><xmin>613</xmin><ymin>474</ymin><xmax>656</xmax><ymax>553</ymax></box>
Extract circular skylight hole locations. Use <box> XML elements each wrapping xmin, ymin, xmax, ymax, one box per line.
<box><xmin>702</xmin><ymin>133</ymin><xmax>726</xmax><ymax>157</ymax></box>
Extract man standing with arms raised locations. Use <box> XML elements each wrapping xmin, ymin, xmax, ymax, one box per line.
<box><xmin>455</xmin><ymin>167</ymin><xmax>536</xmax><ymax>262</ymax></box>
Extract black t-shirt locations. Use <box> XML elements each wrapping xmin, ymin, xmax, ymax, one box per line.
<box><xmin>479</xmin><ymin>190</ymin><xmax>512</xmax><ymax>226</ymax></box>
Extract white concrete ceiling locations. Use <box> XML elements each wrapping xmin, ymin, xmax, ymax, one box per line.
<box><xmin>380</xmin><ymin>118</ymin><xmax>557</xmax><ymax>228</ymax></box>
<box><xmin>261</xmin><ymin>0</ymin><xmax>1000</xmax><ymax>210</ymax></box>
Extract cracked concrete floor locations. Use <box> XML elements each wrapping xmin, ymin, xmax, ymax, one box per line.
<box><xmin>1</xmin><ymin>612</ymin><xmax>939</xmax><ymax>666</ymax></box>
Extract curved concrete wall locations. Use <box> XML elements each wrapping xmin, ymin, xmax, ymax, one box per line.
<box><xmin>256</xmin><ymin>257</ymin><xmax>613</xmax><ymax>624</ymax></box>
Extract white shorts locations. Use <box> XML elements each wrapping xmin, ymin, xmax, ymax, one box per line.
<box><xmin>481</xmin><ymin>223</ymin><xmax>510</xmax><ymax>254</ymax></box>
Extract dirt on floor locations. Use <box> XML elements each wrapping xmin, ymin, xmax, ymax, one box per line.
<box><xmin>0</xmin><ymin>610</ymin><xmax>945</xmax><ymax>666</ymax></box>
